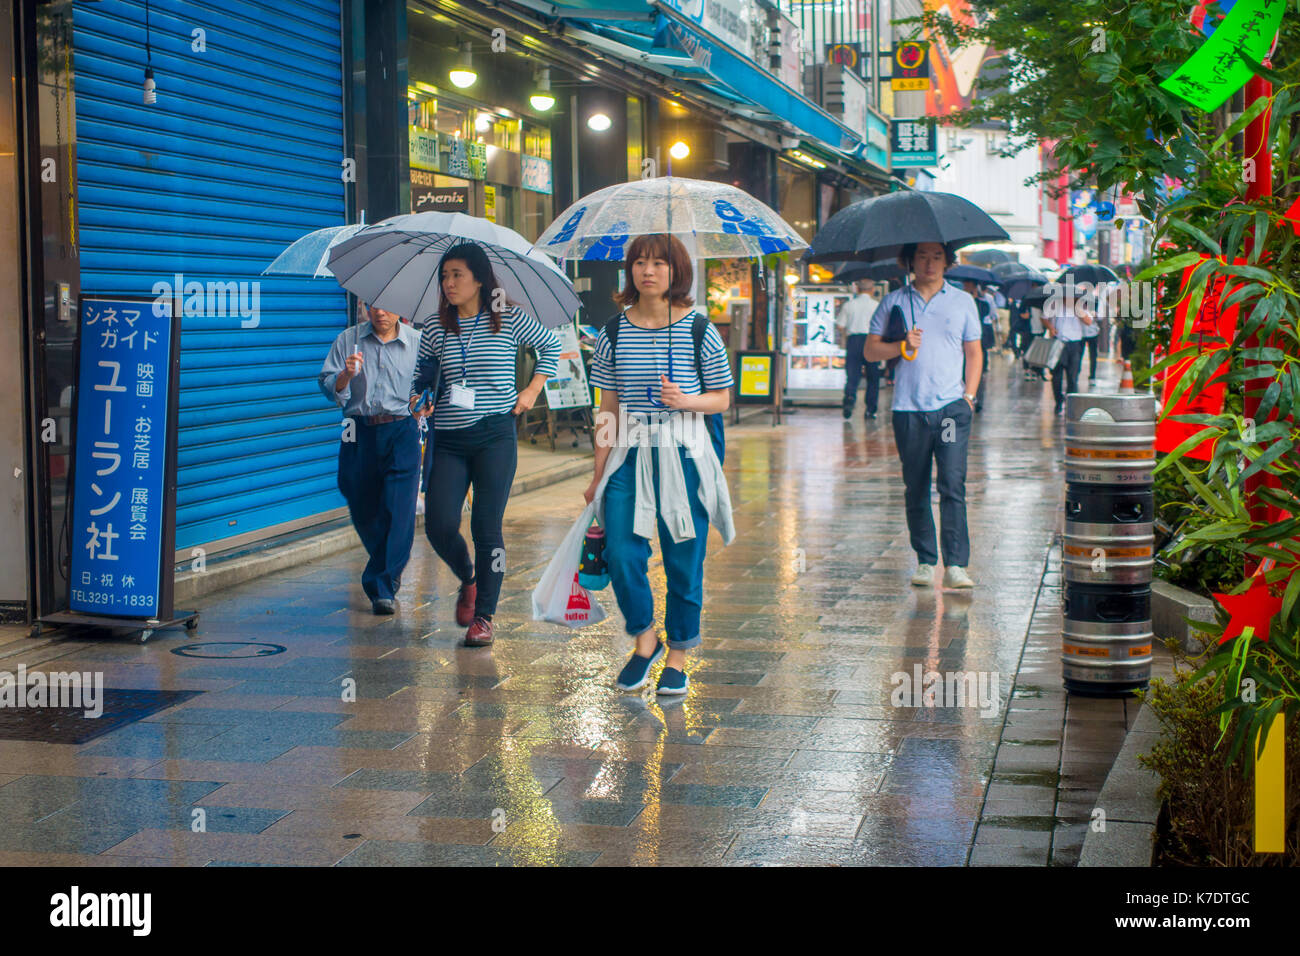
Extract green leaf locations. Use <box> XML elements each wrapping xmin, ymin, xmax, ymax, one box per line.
<box><xmin>1167</xmin><ymin>219</ymin><xmax>1222</xmax><ymax>255</ymax></box>
<box><xmin>1239</xmin><ymin>437</ymin><xmax>1294</xmax><ymax>486</ymax></box>
<box><xmin>1209</xmin><ymin>95</ymin><xmax>1272</xmax><ymax>154</ymax></box>
<box><xmin>1135</xmin><ymin>252</ymin><xmax>1204</xmax><ymax>281</ymax></box>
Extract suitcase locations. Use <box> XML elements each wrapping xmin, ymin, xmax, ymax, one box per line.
<box><xmin>1024</xmin><ymin>335</ymin><xmax>1064</xmax><ymax>370</ymax></box>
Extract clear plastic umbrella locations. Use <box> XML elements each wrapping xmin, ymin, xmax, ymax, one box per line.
<box><xmin>263</xmin><ymin>222</ymin><xmax>367</xmax><ymax>277</ymax></box>
<box><xmin>327</xmin><ymin>212</ymin><xmax>581</xmax><ymax>326</ymax></box>
<box><xmin>533</xmin><ymin>176</ymin><xmax>808</xmax><ymax>261</ymax></box>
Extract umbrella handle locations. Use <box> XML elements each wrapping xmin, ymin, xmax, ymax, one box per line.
<box><xmin>900</xmin><ymin>341</ymin><xmax>918</xmax><ymax>361</ymax></box>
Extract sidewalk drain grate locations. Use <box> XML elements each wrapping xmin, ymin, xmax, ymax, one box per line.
<box><xmin>0</xmin><ymin>688</ymin><xmax>202</xmax><ymax>744</ymax></box>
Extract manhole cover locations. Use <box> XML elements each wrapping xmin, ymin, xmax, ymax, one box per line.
<box><xmin>171</xmin><ymin>642</ymin><xmax>287</xmax><ymax>659</ymax></box>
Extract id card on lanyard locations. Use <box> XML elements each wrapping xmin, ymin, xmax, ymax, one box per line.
<box><xmin>447</xmin><ymin>312</ymin><xmax>482</xmax><ymax>410</ymax></box>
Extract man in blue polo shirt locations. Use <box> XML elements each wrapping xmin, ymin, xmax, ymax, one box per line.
<box><xmin>864</xmin><ymin>242</ymin><xmax>983</xmax><ymax>589</ymax></box>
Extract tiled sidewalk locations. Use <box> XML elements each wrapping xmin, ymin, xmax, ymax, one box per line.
<box><xmin>0</xmin><ymin>357</ymin><xmax>1154</xmax><ymax>865</ymax></box>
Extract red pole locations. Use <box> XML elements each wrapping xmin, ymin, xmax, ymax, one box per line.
<box><xmin>1242</xmin><ymin>74</ymin><xmax>1274</xmax><ymax>574</ymax></box>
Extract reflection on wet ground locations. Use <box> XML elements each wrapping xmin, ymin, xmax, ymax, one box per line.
<box><xmin>1</xmin><ymin>358</ymin><xmax>1144</xmax><ymax>865</ymax></box>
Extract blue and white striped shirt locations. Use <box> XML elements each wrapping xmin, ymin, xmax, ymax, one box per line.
<box><xmin>410</xmin><ymin>305</ymin><xmax>560</xmax><ymax>430</ymax></box>
<box><xmin>589</xmin><ymin>311</ymin><xmax>733</xmax><ymax>415</ymax></box>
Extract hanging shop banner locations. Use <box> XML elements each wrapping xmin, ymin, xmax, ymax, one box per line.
<box><xmin>890</xmin><ymin>117</ymin><xmax>937</xmax><ymax>167</ymax></box>
<box><xmin>1159</xmin><ymin>0</ymin><xmax>1284</xmax><ymax>111</ymax></box>
<box><xmin>892</xmin><ymin>40</ymin><xmax>930</xmax><ymax>91</ymax></box>
<box><xmin>443</xmin><ymin>135</ymin><xmax>487</xmax><ymax>180</ymax></box>
<box><xmin>521</xmin><ymin>154</ymin><xmax>553</xmax><ymax>195</ymax></box>
<box><xmin>409</xmin><ymin>126</ymin><xmax>441</xmax><ymax>173</ymax></box>
<box><xmin>1155</xmin><ymin>257</ymin><xmax>1244</xmax><ymax>460</ymax></box>
<box><xmin>737</xmin><ymin>351</ymin><xmax>776</xmax><ymax>404</ymax></box>
<box><xmin>543</xmin><ymin>322</ymin><xmax>592</xmax><ymax>410</ymax></box>
<box><xmin>68</xmin><ymin>296</ymin><xmax>181</xmax><ymax>619</ymax></box>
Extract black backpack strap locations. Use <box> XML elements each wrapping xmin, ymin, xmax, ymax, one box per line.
<box><xmin>604</xmin><ymin>314</ymin><xmax>621</xmax><ymax>365</ymax></box>
<box><xmin>691</xmin><ymin>312</ymin><xmax>708</xmax><ymax>387</ymax></box>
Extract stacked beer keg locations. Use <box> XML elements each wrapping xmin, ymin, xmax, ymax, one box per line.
<box><xmin>1061</xmin><ymin>392</ymin><xmax>1157</xmax><ymax>696</ymax></box>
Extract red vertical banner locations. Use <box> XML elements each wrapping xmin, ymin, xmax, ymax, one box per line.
<box><xmin>1155</xmin><ymin>259</ymin><xmax>1241</xmax><ymax>460</ymax></box>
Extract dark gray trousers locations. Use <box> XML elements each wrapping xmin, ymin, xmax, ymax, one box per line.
<box><xmin>891</xmin><ymin>399</ymin><xmax>973</xmax><ymax>567</ymax></box>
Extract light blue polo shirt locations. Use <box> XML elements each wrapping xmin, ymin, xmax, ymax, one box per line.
<box><xmin>870</xmin><ymin>284</ymin><xmax>981</xmax><ymax>413</ymax></box>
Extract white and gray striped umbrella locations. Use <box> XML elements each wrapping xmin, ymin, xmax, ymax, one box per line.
<box><xmin>327</xmin><ymin>212</ymin><xmax>581</xmax><ymax>327</ymax></box>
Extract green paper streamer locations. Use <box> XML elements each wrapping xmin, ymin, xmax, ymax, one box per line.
<box><xmin>1159</xmin><ymin>0</ymin><xmax>1285</xmax><ymax>112</ymax></box>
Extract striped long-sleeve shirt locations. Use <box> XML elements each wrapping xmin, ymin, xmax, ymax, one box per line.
<box><xmin>588</xmin><ymin>311</ymin><xmax>733</xmax><ymax>415</ymax></box>
<box><xmin>410</xmin><ymin>305</ymin><xmax>561</xmax><ymax>430</ymax></box>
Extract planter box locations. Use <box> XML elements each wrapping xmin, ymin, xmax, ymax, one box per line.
<box><xmin>1151</xmin><ymin>578</ymin><xmax>1217</xmax><ymax>655</ymax></box>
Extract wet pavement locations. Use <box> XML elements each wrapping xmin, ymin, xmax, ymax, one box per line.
<box><xmin>2</xmin><ymin>354</ymin><xmax>1149</xmax><ymax>865</ymax></box>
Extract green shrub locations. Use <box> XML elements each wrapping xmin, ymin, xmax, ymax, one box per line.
<box><xmin>1140</xmin><ymin>668</ymin><xmax>1300</xmax><ymax>866</ymax></box>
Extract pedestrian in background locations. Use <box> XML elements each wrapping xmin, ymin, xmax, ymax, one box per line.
<box><xmin>318</xmin><ymin>305</ymin><xmax>422</xmax><ymax>615</ymax></box>
<box><xmin>836</xmin><ymin>279</ymin><xmax>882</xmax><ymax>419</ymax></box>
<box><xmin>1044</xmin><ymin>285</ymin><xmax>1093</xmax><ymax>414</ymax></box>
<box><xmin>584</xmin><ymin>234</ymin><xmax>735</xmax><ymax>697</ymax></box>
<box><xmin>1083</xmin><ymin>285</ymin><xmax>1104</xmax><ymax>382</ymax></box>
<box><xmin>864</xmin><ymin>241</ymin><xmax>982</xmax><ymax>590</ymax></box>
<box><xmin>961</xmin><ymin>278</ymin><xmax>996</xmax><ymax>413</ymax></box>
<box><xmin>410</xmin><ymin>242</ymin><xmax>561</xmax><ymax>647</ymax></box>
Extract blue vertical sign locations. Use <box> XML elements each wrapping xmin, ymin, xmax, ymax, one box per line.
<box><xmin>68</xmin><ymin>298</ymin><xmax>174</xmax><ymax>618</ymax></box>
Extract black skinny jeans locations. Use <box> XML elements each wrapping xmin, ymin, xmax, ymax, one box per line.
<box><xmin>423</xmin><ymin>411</ymin><xmax>518</xmax><ymax>618</ymax></box>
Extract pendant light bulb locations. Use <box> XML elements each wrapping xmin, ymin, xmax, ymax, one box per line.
<box><xmin>143</xmin><ymin>66</ymin><xmax>156</xmax><ymax>105</ymax></box>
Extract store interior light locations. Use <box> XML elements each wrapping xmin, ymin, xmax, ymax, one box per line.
<box><xmin>669</xmin><ymin>140</ymin><xmax>690</xmax><ymax>160</ymax></box>
<box><xmin>449</xmin><ymin>42</ymin><xmax>477</xmax><ymax>89</ymax></box>
<box><xmin>587</xmin><ymin>112</ymin><xmax>612</xmax><ymax>132</ymax></box>
<box><xmin>784</xmin><ymin>273</ymin><xmax>799</xmax><ymax>285</ymax></box>
<box><xmin>475</xmin><ymin>111</ymin><xmax>493</xmax><ymax>132</ymax></box>
<box><xmin>529</xmin><ymin>68</ymin><xmax>555</xmax><ymax>112</ymax></box>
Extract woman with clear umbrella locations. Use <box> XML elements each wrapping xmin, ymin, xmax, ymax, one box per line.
<box><xmin>407</xmin><ymin>242</ymin><xmax>561</xmax><ymax>647</ymax></box>
<box><xmin>582</xmin><ymin>234</ymin><xmax>734</xmax><ymax>696</ymax></box>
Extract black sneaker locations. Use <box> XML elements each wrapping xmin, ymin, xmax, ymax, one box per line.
<box><xmin>372</xmin><ymin>599</ymin><xmax>396</xmax><ymax>615</ymax></box>
<box><xmin>841</xmin><ymin>405</ymin><xmax>852</xmax><ymax>420</ymax></box>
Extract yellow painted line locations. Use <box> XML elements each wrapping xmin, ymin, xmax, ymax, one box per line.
<box><xmin>1255</xmin><ymin>714</ymin><xmax>1285</xmax><ymax>854</ymax></box>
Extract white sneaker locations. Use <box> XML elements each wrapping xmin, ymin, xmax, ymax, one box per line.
<box><xmin>943</xmin><ymin>566</ymin><xmax>975</xmax><ymax>589</ymax></box>
<box><xmin>911</xmin><ymin>564</ymin><xmax>936</xmax><ymax>587</ymax></box>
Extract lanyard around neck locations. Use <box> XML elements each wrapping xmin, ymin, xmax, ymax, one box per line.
<box><xmin>452</xmin><ymin>311</ymin><xmax>482</xmax><ymax>383</ymax></box>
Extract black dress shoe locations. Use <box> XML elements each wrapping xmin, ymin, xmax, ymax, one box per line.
<box><xmin>841</xmin><ymin>405</ymin><xmax>852</xmax><ymax>419</ymax></box>
<box><xmin>372</xmin><ymin>599</ymin><xmax>396</xmax><ymax>615</ymax></box>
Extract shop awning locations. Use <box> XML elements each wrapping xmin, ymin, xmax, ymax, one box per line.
<box><xmin>649</xmin><ymin>6</ymin><xmax>862</xmax><ymax>156</ymax></box>
<box><xmin>513</xmin><ymin>0</ymin><xmax>877</xmax><ymax>166</ymax></box>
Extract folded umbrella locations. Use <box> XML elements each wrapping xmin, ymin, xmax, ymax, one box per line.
<box><xmin>328</xmin><ymin>212</ymin><xmax>581</xmax><ymax>327</ymax></box>
<box><xmin>804</xmin><ymin>190</ymin><xmax>1010</xmax><ymax>264</ymax></box>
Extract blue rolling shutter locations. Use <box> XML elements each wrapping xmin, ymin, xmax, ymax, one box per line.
<box><xmin>74</xmin><ymin>0</ymin><xmax>348</xmax><ymax>555</ymax></box>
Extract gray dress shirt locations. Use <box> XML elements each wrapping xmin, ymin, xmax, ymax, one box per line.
<box><xmin>318</xmin><ymin>320</ymin><xmax>422</xmax><ymax>417</ymax></box>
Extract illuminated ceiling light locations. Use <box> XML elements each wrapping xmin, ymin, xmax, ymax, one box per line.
<box><xmin>784</xmin><ymin>273</ymin><xmax>799</xmax><ymax>285</ymax></box>
<box><xmin>669</xmin><ymin>140</ymin><xmax>690</xmax><ymax>160</ymax></box>
<box><xmin>449</xmin><ymin>42</ymin><xmax>477</xmax><ymax>89</ymax></box>
<box><xmin>587</xmin><ymin>112</ymin><xmax>612</xmax><ymax>132</ymax></box>
<box><xmin>529</xmin><ymin>67</ymin><xmax>555</xmax><ymax>112</ymax></box>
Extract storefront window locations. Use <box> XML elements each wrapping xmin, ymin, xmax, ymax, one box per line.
<box><xmin>705</xmin><ymin>258</ymin><xmax>751</xmax><ymax>351</ymax></box>
<box><xmin>777</xmin><ymin>160</ymin><xmax>816</xmax><ymax>243</ymax></box>
<box><xmin>627</xmin><ymin>96</ymin><xmax>643</xmax><ymax>181</ymax></box>
<box><xmin>523</xmin><ymin>123</ymin><xmax>551</xmax><ymax>160</ymax></box>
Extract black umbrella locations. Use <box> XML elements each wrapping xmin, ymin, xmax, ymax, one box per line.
<box><xmin>991</xmin><ymin>262</ymin><xmax>1049</xmax><ymax>300</ymax></box>
<box><xmin>833</xmin><ymin>260</ymin><xmax>904</xmax><ymax>284</ymax></box>
<box><xmin>945</xmin><ymin>264</ymin><xmax>998</xmax><ymax>285</ymax></box>
<box><xmin>965</xmin><ymin>248</ymin><xmax>1015</xmax><ymax>267</ymax></box>
<box><xmin>804</xmin><ymin>190</ymin><xmax>1011</xmax><ymax>264</ymax></box>
<box><xmin>1059</xmin><ymin>263</ymin><xmax>1120</xmax><ymax>285</ymax></box>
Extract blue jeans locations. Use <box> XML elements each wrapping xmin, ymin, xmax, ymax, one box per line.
<box><xmin>891</xmin><ymin>399</ymin><xmax>973</xmax><ymax>568</ymax></box>
<box><xmin>603</xmin><ymin>445</ymin><xmax>710</xmax><ymax>649</ymax></box>
<box><xmin>337</xmin><ymin>417</ymin><xmax>421</xmax><ymax>601</ymax></box>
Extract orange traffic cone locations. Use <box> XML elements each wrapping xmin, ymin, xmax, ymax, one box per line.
<box><xmin>1119</xmin><ymin>360</ymin><xmax>1134</xmax><ymax>392</ymax></box>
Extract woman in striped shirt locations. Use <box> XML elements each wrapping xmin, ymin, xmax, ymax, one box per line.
<box><xmin>409</xmin><ymin>242</ymin><xmax>561</xmax><ymax>647</ymax></box>
<box><xmin>584</xmin><ymin>234</ymin><xmax>735</xmax><ymax>697</ymax></box>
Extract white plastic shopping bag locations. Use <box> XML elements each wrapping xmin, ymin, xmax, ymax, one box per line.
<box><xmin>531</xmin><ymin>501</ymin><xmax>607</xmax><ymax>629</ymax></box>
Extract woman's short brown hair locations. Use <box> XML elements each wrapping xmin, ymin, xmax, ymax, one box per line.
<box><xmin>613</xmin><ymin>234</ymin><xmax>694</xmax><ymax>308</ymax></box>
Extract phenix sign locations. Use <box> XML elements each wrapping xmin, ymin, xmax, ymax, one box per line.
<box><xmin>0</xmin><ymin>666</ymin><xmax>103</xmax><ymax>718</ymax></box>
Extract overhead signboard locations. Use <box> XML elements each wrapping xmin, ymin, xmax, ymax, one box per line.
<box><xmin>892</xmin><ymin>40</ymin><xmax>931</xmax><ymax>91</ymax></box>
<box><xmin>890</xmin><ymin>117</ymin><xmax>938</xmax><ymax>167</ymax></box>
